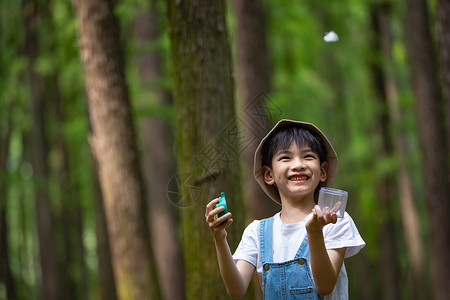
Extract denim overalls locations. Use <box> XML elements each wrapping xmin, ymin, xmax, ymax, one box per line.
<box><xmin>260</xmin><ymin>217</ymin><xmax>322</xmax><ymax>300</ymax></box>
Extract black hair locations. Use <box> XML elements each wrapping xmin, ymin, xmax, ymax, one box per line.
<box><xmin>260</xmin><ymin>124</ymin><xmax>329</xmax><ymax>202</ymax></box>
<box><xmin>261</xmin><ymin>125</ymin><xmax>328</xmax><ymax>168</ymax></box>
<box><xmin>261</xmin><ymin>125</ymin><xmax>328</xmax><ymax>204</ymax></box>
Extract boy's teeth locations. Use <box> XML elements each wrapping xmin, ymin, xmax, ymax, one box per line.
<box><xmin>290</xmin><ymin>176</ymin><xmax>308</xmax><ymax>181</ymax></box>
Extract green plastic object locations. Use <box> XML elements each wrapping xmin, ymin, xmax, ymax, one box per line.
<box><xmin>215</xmin><ymin>192</ymin><xmax>228</xmax><ymax>223</ymax></box>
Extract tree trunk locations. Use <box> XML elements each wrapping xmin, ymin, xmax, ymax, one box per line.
<box><xmin>51</xmin><ymin>76</ymin><xmax>87</xmax><ymax>300</ymax></box>
<box><xmin>166</xmin><ymin>1</ymin><xmax>248</xmax><ymax>298</ymax></box>
<box><xmin>405</xmin><ymin>0</ymin><xmax>450</xmax><ymax>299</ymax></box>
<box><xmin>22</xmin><ymin>0</ymin><xmax>64</xmax><ymax>298</ymax></box>
<box><xmin>72</xmin><ymin>0</ymin><xmax>161</xmax><ymax>299</ymax></box>
<box><xmin>374</xmin><ymin>4</ymin><xmax>426</xmax><ymax>298</ymax></box>
<box><xmin>90</xmin><ymin>147</ymin><xmax>119</xmax><ymax>300</ymax></box>
<box><xmin>347</xmin><ymin>252</ymin><xmax>378</xmax><ymax>300</ymax></box>
<box><xmin>232</xmin><ymin>0</ymin><xmax>278</xmax><ymax>222</ymax></box>
<box><xmin>370</xmin><ymin>9</ymin><xmax>401</xmax><ymax>300</ymax></box>
<box><xmin>0</xmin><ymin>100</ymin><xmax>16</xmax><ymax>300</ymax></box>
<box><xmin>436</xmin><ymin>0</ymin><xmax>450</xmax><ymax>152</ymax></box>
<box><xmin>232</xmin><ymin>2</ymin><xmax>276</xmax><ymax>298</ymax></box>
<box><xmin>134</xmin><ymin>0</ymin><xmax>185</xmax><ymax>299</ymax></box>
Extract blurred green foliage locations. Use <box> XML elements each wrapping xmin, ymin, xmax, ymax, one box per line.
<box><xmin>0</xmin><ymin>0</ymin><xmax>428</xmax><ymax>298</ymax></box>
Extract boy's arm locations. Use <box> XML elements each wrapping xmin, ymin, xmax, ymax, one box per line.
<box><xmin>306</xmin><ymin>205</ymin><xmax>346</xmax><ymax>296</ymax></box>
<box><xmin>214</xmin><ymin>238</ymin><xmax>255</xmax><ymax>298</ymax></box>
<box><xmin>206</xmin><ymin>198</ymin><xmax>255</xmax><ymax>298</ymax></box>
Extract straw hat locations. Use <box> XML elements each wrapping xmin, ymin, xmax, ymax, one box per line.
<box><xmin>253</xmin><ymin>119</ymin><xmax>338</xmax><ymax>204</ymax></box>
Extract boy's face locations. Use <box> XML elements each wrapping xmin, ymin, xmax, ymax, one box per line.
<box><xmin>263</xmin><ymin>142</ymin><xmax>328</xmax><ymax>202</ymax></box>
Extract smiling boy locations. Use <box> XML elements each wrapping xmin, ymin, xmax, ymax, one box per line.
<box><xmin>205</xmin><ymin>120</ymin><xmax>365</xmax><ymax>299</ymax></box>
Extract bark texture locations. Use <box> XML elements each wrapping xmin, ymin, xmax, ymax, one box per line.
<box><xmin>72</xmin><ymin>0</ymin><xmax>161</xmax><ymax>298</ymax></box>
<box><xmin>91</xmin><ymin>152</ymin><xmax>119</xmax><ymax>300</ymax></box>
<box><xmin>166</xmin><ymin>0</ymin><xmax>248</xmax><ymax>298</ymax></box>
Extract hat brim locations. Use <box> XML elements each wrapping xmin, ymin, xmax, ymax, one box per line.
<box><xmin>253</xmin><ymin>119</ymin><xmax>338</xmax><ymax>204</ymax></box>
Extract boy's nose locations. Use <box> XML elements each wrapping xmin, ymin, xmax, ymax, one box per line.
<box><xmin>291</xmin><ymin>157</ymin><xmax>305</xmax><ymax>170</ymax></box>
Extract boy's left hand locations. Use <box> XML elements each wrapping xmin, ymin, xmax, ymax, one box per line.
<box><xmin>306</xmin><ymin>202</ymin><xmax>340</xmax><ymax>234</ymax></box>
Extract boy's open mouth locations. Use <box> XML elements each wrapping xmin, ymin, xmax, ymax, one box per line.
<box><xmin>288</xmin><ymin>175</ymin><xmax>309</xmax><ymax>181</ymax></box>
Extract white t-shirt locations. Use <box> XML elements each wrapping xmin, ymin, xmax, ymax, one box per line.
<box><xmin>233</xmin><ymin>212</ymin><xmax>365</xmax><ymax>299</ymax></box>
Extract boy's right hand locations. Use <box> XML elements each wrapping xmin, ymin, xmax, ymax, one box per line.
<box><xmin>205</xmin><ymin>198</ymin><xmax>233</xmax><ymax>242</ymax></box>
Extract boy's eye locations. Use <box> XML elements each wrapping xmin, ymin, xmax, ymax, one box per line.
<box><xmin>279</xmin><ymin>156</ymin><xmax>290</xmax><ymax>161</ymax></box>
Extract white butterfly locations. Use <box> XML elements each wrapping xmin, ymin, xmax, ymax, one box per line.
<box><xmin>324</xmin><ymin>31</ymin><xmax>339</xmax><ymax>42</ymax></box>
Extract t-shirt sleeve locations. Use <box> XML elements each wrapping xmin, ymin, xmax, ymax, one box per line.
<box><xmin>232</xmin><ymin>220</ymin><xmax>260</xmax><ymax>267</ymax></box>
<box><xmin>323</xmin><ymin>212</ymin><xmax>366</xmax><ymax>258</ymax></box>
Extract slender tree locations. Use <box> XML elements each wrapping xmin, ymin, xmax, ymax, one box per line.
<box><xmin>232</xmin><ymin>2</ymin><xmax>276</xmax><ymax>297</ymax></box>
<box><xmin>0</xmin><ymin>8</ymin><xmax>17</xmax><ymax>296</ymax></box>
<box><xmin>90</xmin><ymin>147</ymin><xmax>119</xmax><ymax>300</ymax></box>
<box><xmin>72</xmin><ymin>0</ymin><xmax>161</xmax><ymax>298</ymax></box>
<box><xmin>0</xmin><ymin>100</ymin><xmax>16</xmax><ymax>300</ymax></box>
<box><xmin>373</xmin><ymin>4</ymin><xmax>426</xmax><ymax>298</ymax></box>
<box><xmin>166</xmin><ymin>0</ymin><xmax>248</xmax><ymax>298</ymax></box>
<box><xmin>370</xmin><ymin>8</ymin><xmax>401</xmax><ymax>300</ymax></box>
<box><xmin>26</xmin><ymin>0</ymin><xmax>89</xmax><ymax>296</ymax></box>
<box><xmin>134</xmin><ymin>0</ymin><xmax>185</xmax><ymax>299</ymax></box>
<box><xmin>51</xmin><ymin>76</ymin><xmax>87</xmax><ymax>300</ymax></box>
<box><xmin>436</xmin><ymin>0</ymin><xmax>450</xmax><ymax>151</ymax></box>
<box><xmin>405</xmin><ymin>0</ymin><xmax>450</xmax><ymax>299</ymax></box>
<box><xmin>87</xmin><ymin>106</ymin><xmax>118</xmax><ymax>300</ymax></box>
<box><xmin>232</xmin><ymin>0</ymin><xmax>278</xmax><ymax>222</ymax></box>
<box><xmin>22</xmin><ymin>0</ymin><xmax>64</xmax><ymax>298</ymax></box>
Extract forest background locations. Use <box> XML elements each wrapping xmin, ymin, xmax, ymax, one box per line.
<box><xmin>1</xmin><ymin>0</ymin><xmax>450</xmax><ymax>299</ymax></box>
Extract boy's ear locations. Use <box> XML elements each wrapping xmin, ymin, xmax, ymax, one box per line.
<box><xmin>320</xmin><ymin>161</ymin><xmax>328</xmax><ymax>183</ymax></box>
<box><xmin>263</xmin><ymin>166</ymin><xmax>275</xmax><ymax>185</ymax></box>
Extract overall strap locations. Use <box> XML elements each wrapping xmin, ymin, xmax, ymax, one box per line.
<box><xmin>259</xmin><ymin>217</ymin><xmax>274</xmax><ymax>264</ymax></box>
<box><xmin>293</xmin><ymin>235</ymin><xmax>310</xmax><ymax>259</ymax></box>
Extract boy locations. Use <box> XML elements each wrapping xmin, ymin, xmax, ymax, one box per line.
<box><xmin>205</xmin><ymin>120</ymin><xmax>365</xmax><ymax>299</ymax></box>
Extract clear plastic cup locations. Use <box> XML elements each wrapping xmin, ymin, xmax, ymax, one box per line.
<box><xmin>318</xmin><ymin>187</ymin><xmax>348</xmax><ymax>218</ymax></box>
